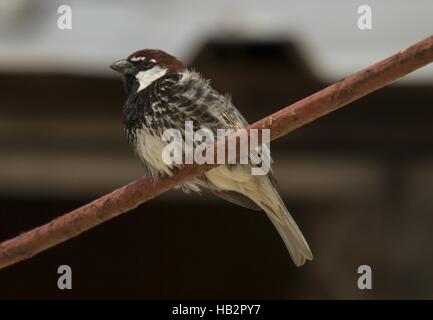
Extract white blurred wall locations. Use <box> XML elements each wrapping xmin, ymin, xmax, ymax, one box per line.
<box><xmin>0</xmin><ymin>0</ymin><xmax>432</xmax><ymax>82</ymax></box>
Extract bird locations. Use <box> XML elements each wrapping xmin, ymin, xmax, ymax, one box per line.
<box><xmin>110</xmin><ymin>49</ymin><xmax>313</xmax><ymax>266</ymax></box>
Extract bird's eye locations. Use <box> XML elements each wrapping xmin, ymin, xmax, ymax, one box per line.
<box><xmin>140</xmin><ymin>60</ymin><xmax>155</xmax><ymax>69</ymax></box>
<box><xmin>129</xmin><ymin>56</ymin><xmax>156</xmax><ymax>70</ymax></box>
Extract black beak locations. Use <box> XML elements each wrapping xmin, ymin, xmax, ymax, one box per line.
<box><xmin>109</xmin><ymin>59</ymin><xmax>135</xmax><ymax>74</ymax></box>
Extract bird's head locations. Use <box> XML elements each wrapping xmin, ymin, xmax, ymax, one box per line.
<box><xmin>110</xmin><ymin>49</ymin><xmax>186</xmax><ymax>93</ymax></box>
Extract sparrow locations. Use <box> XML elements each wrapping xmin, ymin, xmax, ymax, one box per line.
<box><xmin>110</xmin><ymin>49</ymin><xmax>313</xmax><ymax>266</ymax></box>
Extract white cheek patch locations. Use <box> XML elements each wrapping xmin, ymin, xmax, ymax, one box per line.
<box><xmin>135</xmin><ymin>66</ymin><xmax>167</xmax><ymax>92</ymax></box>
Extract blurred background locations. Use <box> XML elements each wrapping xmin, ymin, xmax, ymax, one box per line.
<box><xmin>0</xmin><ymin>0</ymin><xmax>433</xmax><ymax>299</ymax></box>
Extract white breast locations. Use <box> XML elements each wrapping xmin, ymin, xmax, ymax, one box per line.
<box><xmin>135</xmin><ymin>128</ymin><xmax>173</xmax><ymax>180</ymax></box>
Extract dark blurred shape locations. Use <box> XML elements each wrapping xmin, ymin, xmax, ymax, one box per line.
<box><xmin>1</xmin><ymin>39</ymin><xmax>433</xmax><ymax>299</ymax></box>
<box><xmin>191</xmin><ymin>39</ymin><xmax>321</xmax><ymax>122</ymax></box>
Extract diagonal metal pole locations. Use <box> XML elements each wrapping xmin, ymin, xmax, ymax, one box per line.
<box><xmin>1</xmin><ymin>35</ymin><xmax>432</xmax><ymax>270</ymax></box>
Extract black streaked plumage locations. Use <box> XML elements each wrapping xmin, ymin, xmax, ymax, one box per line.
<box><xmin>110</xmin><ymin>49</ymin><xmax>313</xmax><ymax>266</ymax></box>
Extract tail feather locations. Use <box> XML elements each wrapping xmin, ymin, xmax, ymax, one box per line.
<box><xmin>203</xmin><ymin>165</ymin><xmax>312</xmax><ymax>266</ymax></box>
<box><xmin>257</xmin><ymin>183</ymin><xmax>313</xmax><ymax>266</ymax></box>
<box><xmin>261</xmin><ymin>202</ymin><xmax>313</xmax><ymax>266</ymax></box>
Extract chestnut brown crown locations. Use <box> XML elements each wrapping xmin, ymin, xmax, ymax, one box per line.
<box><xmin>127</xmin><ymin>49</ymin><xmax>186</xmax><ymax>73</ymax></box>
<box><xmin>110</xmin><ymin>49</ymin><xmax>186</xmax><ymax>75</ymax></box>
